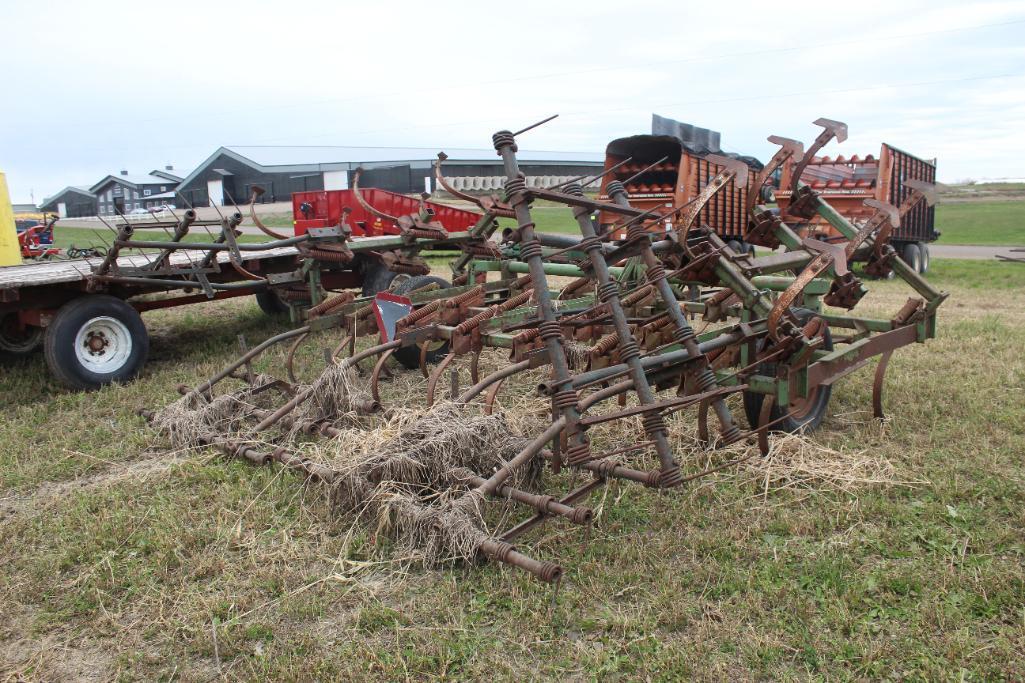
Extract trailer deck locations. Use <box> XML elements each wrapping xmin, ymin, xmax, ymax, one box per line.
<box><xmin>0</xmin><ymin>245</ymin><xmax>300</xmax><ymax>291</ymax></box>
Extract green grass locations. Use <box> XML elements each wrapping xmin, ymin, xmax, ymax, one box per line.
<box><xmin>1</xmin><ymin>258</ymin><xmax>1024</xmax><ymax>679</ymax></box>
<box><xmin>934</xmin><ymin>200</ymin><xmax>1025</xmax><ymax>246</ymax></box>
<box><xmin>252</xmin><ymin>194</ymin><xmax>1025</xmax><ymax>246</ymax></box>
<box><xmin>919</xmin><ymin>258</ymin><xmax>1025</xmax><ymax>290</ymax></box>
<box><xmin>47</xmin><ymin>225</ymin><xmax>272</xmax><ymax>252</ymax></box>
<box><xmin>513</xmin><ymin>199</ymin><xmax>1025</xmax><ymax>247</ymax></box>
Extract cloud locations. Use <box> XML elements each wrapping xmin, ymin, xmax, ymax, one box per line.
<box><xmin>1</xmin><ymin>0</ymin><xmax>1022</xmax><ymax>201</ymax></box>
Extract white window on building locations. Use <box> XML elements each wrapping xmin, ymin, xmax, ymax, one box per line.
<box><xmin>132</xmin><ymin>190</ymin><xmax>138</xmax><ymax>199</ymax></box>
<box><xmin>106</xmin><ymin>189</ymin><xmax>113</xmax><ymax>201</ymax></box>
<box><xmin>160</xmin><ymin>186</ymin><xmax>167</xmax><ymax>191</ymax></box>
<box><xmin>113</xmin><ymin>185</ymin><xmax>122</xmax><ymax>196</ymax></box>
<box><xmin>144</xmin><ymin>189</ymin><xmax>151</xmax><ymax>196</ymax></box>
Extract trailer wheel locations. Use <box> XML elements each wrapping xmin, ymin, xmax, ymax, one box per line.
<box><xmin>918</xmin><ymin>242</ymin><xmax>930</xmax><ymax>274</ymax></box>
<box><xmin>742</xmin><ymin>308</ymin><xmax>833</xmax><ymax>434</ymax></box>
<box><xmin>0</xmin><ymin>314</ymin><xmax>43</xmax><ymax>357</ymax></box>
<box><xmin>255</xmin><ymin>290</ymin><xmax>289</xmax><ymax>316</ymax></box>
<box><xmin>901</xmin><ymin>243</ymin><xmax>922</xmax><ymax>273</ymax></box>
<box><xmin>44</xmin><ymin>295</ymin><xmax>149</xmax><ymax>390</ymax></box>
<box><xmin>361</xmin><ymin>263</ymin><xmax>410</xmax><ymax>297</ymax></box>
<box><xmin>391</xmin><ymin>275</ymin><xmax>451</xmax><ymax>370</ymax></box>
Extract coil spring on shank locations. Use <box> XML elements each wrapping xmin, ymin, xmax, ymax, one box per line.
<box><xmin>390</xmin><ymin>262</ymin><xmax>430</xmax><ymax>276</ymax></box>
<box><xmin>503</xmin><ymin>176</ymin><xmax>526</xmax><ymax>201</ymax></box>
<box><xmin>673</xmin><ymin>325</ymin><xmax>696</xmax><ymax>345</ymax></box>
<box><xmin>641</xmin><ymin>411</ymin><xmax>667</xmax><ymax>437</ymax></box>
<box><xmin>605</xmin><ymin>180</ymin><xmax>626</xmax><ymax>197</ymax></box>
<box><xmin>307</xmin><ymin>248</ymin><xmax>353</xmax><ymax>263</ymax></box>
<box><xmin>518</xmin><ymin>239</ymin><xmax>543</xmax><ymax>260</ymax></box>
<box><xmin>618</xmin><ymin>338</ymin><xmax>640</xmax><ymax>363</ymax></box>
<box><xmin>577</xmin><ymin>235</ymin><xmax>602</xmax><ymax>254</ymax></box>
<box><xmin>565</xmin><ymin>440</ymin><xmax>592</xmax><ymax>466</ymax></box>
<box><xmin>597</xmin><ymin>282</ymin><xmax>619</xmax><ymax>303</ymax></box>
<box><xmin>455</xmin><ymin>306</ymin><xmax>500</xmax><ymax>335</ymax></box>
<box><xmin>659</xmin><ymin>465</ymin><xmax>683</xmax><ymax>488</ymax></box>
<box><xmin>590</xmin><ymin>333</ymin><xmax>619</xmax><ymax>357</ymax></box>
<box><xmin>492</xmin><ymin>131</ymin><xmax>516</xmax><ymax>151</ymax></box>
<box><xmin>538</xmin><ymin>320</ymin><xmax>563</xmax><ymax>342</ymax></box>
<box><xmin>627</xmin><ymin>223</ymin><xmax>649</xmax><ymax>241</ymax></box>
<box><xmin>645</xmin><ymin>263</ymin><xmax>666</xmax><ymax>283</ymax></box>
<box><xmin>552</xmin><ymin>389</ymin><xmax>578</xmax><ymax>410</ymax></box>
<box><xmin>513</xmin><ymin>328</ymin><xmax>540</xmax><ymax>344</ymax></box>
<box><xmin>396</xmin><ymin>299</ymin><xmax>442</xmax><ymax>328</ymax></box>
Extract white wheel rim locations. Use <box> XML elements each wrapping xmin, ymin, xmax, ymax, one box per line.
<box><xmin>74</xmin><ymin>316</ymin><xmax>132</xmax><ymax>374</ymax></box>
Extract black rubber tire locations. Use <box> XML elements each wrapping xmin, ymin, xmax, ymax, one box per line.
<box><xmin>742</xmin><ymin>308</ymin><xmax>833</xmax><ymax>434</ymax></box>
<box><xmin>918</xmin><ymin>242</ymin><xmax>930</xmax><ymax>274</ymax></box>
<box><xmin>0</xmin><ymin>313</ymin><xmax>43</xmax><ymax>357</ymax></box>
<box><xmin>901</xmin><ymin>242</ymin><xmax>922</xmax><ymax>274</ymax></box>
<box><xmin>361</xmin><ymin>262</ymin><xmax>410</xmax><ymax>297</ymax></box>
<box><xmin>255</xmin><ymin>290</ymin><xmax>289</xmax><ymax>315</ymax></box>
<box><xmin>390</xmin><ymin>275</ymin><xmax>452</xmax><ymax>370</ymax></box>
<box><xmin>44</xmin><ymin>295</ymin><xmax>149</xmax><ymax>390</ymax></box>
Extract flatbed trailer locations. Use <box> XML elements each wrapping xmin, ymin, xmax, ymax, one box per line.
<box><xmin>0</xmin><ymin>198</ymin><xmax>482</xmax><ymax>389</ymax></box>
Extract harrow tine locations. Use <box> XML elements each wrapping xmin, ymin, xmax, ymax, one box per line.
<box><xmin>511</xmin><ymin>114</ymin><xmax>559</xmax><ymax>137</ymax></box>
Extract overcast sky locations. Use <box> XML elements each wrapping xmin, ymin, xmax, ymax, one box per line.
<box><xmin>2</xmin><ymin>0</ymin><xmax>1024</xmax><ymax>203</ymax></box>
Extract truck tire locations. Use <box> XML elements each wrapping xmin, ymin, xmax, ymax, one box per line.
<box><xmin>918</xmin><ymin>242</ymin><xmax>930</xmax><ymax>274</ymax></box>
<box><xmin>361</xmin><ymin>263</ymin><xmax>410</xmax><ymax>298</ymax></box>
<box><xmin>391</xmin><ymin>275</ymin><xmax>451</xmax><ymax>370</ymax></box>
<box><xmin>901</xmin><ymin>243</ymin><xmax>922</xmax><ymax>273</ymax></box>
<box><xmin>255</xmin><ymin>290</ymin><xmax>289</xmax><ymax>316</ymax></box>
<box><xmin>44</xmin><ymin>295</ymin><xmax>149</xmax><ymax>390</ymax></box>
<box><xmin>742</xmin><ymin>308</ymin><xmax>833</xmax><ymax>434</ymax></box>
<box><xmin>0</xmin><ymin>313</ymin><xmax>43</xmax><ymax>357</ymax></box>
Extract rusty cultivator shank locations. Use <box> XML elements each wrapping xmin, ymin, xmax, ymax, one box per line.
<box><xmin>146</xmin><ymin>118</ymin><xmax>946</xmax><ymax>585</ymax></box>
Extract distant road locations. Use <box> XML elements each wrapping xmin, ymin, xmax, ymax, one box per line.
<box><xmin>930</xmin><ymin>244</ymin><xmax>1023</xmax><ymax>260</ymax></box>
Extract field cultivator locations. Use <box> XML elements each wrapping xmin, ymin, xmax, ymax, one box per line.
<box><xmin>146</xmin><ymin>117</ymin><xmax>946</xmax><ymax>585</ymax></box>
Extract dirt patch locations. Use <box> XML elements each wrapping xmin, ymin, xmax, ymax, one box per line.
<box><xmin>0</xmin><ymin>451</ymin><xmax>193</xmax><ymax>522</ymax></box>
<box><xmin>0</xmin><ymin>605</ymin><xmax>114</xmax><ymax>682</ymax></box>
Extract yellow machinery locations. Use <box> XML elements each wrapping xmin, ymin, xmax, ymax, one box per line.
<box><xmin>0</xmin><ymin>172</ymin><xmax>23</xmax><ymax>266</ymax></box>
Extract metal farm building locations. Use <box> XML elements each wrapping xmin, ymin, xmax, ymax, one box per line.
<box><xmin>174</xmin><ymin>146</ymin><xmax>603</xmax><ymax>207</ymax></box>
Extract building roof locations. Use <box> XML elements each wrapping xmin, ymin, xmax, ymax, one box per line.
<box><xmin>150</xmin><ymin>169</ymin><xmax>184</xmax><ymax>182</ymax></box>
<box><xmin>89</xmin><ymin>172</ymin><xmax>178</xmax><ymax>193</ymax></box>
<box><xmin>177</xmin><ymin>145</ymin><xmax>604</xmax><ymax>189</ymax></box>
<box><xmin>39</xmin><ymin>185</ymin><xmax>96</xmax><ymax>209</ymax></box>
<box><xmin>224</xmin><ymin>145</ymin><xmax>604</xmax><ymax>166</ymax></box>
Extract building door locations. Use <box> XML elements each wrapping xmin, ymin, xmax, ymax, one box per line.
<box><xmin>57</xmin><ymin>202</ymin><xmax>67</xmax><ymax>218</ymax></box>
<box><xmin>323</xmin><ymin>170</ymin><xmax>348</xmax><ymax>191</ymax></box>
<box><xmin>113</xmin><ymin>197</ymin><xmax>125</xmax><ymax>214</ymax></box>
<box><xmin>207</xmin><ymin>179</ymin><xmax>224</xmax><ymax>206</ymax></box>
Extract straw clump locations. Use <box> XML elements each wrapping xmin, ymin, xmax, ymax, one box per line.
<box><xmin>152</xmin><ymin>374</ymin><xmax>281</xmax><ymax>449</ymax></box>
<box><xmin>289</xmin><ymin>363</ymin><xmax>373</xmax><ymax>432</ymax></box>
<box><xmin>324</xmin><ymin>402</ymin><xmax>538</xmax><ymax>565</ymax></box>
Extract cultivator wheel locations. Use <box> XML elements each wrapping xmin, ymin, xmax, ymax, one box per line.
<box><xmin>145</xmin><ymin>116</ymin><xmax>947</xmax><ymax>585</ymax></box>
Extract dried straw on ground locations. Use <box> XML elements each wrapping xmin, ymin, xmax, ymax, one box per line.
<box><xmin>151</xmin><ymin>374</ymin><xmax>282</xmax><ymax>449</ymax></box>
<box><xmin>320</xmin><ymin>402</ymin><xmax>540</xmax><ymax>565</ymax></box>
<box><xmin>288</xmin><ymin>363</ymin><xmax>373</xmax><ymax>433</ymax></box>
